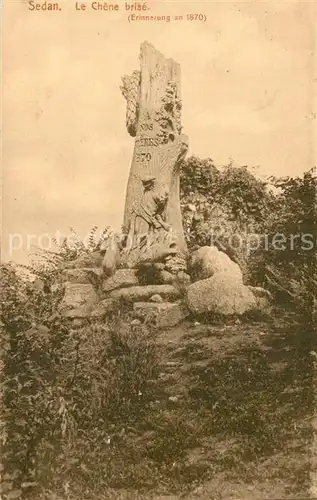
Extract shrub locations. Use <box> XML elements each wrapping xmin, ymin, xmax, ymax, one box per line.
<box><xmin>180</xmin><ymin>158</ymin><xmax>317</xmax><ymax>320</ymax></box>
<box><xmin>0</xmin><ymin>262</ymin><xmax>160</xmax><ymax>498</ymax></box>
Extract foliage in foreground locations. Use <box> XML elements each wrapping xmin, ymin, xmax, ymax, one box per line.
<box><xmin>0</xmin><ymin>261</ymin><xmax>314</xmax><ymax>499</ymax></box>
<box><xmin>1</xmin><ymin>266</ymin><xmax>161</xmax><ymax>498</ymax></box>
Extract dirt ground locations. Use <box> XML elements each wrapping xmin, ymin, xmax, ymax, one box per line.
<box><xmin>34</xmin><ymin>314</ymin><xmax>313</xmax><ymax>500</ymax></box>
<box><xmin>146</xmin><ymin>316</ymin><xmax>312</xmax><ymax>500</ymax></box>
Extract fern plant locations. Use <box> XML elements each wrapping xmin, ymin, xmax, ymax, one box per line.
<box><xmin>17</xmin><ymin>226</ymin><xmax>112</xmax><ymax>285</ymax></box>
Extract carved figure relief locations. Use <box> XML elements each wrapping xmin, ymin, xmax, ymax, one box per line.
<box><xmin>127</xmin><ymin>175</ymin><xmax>170</xmax><ymax>246</ymax></box>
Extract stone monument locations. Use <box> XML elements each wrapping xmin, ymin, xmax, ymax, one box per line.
<box><xmin>56</xmin><ymin>42</ymin><xmax>190</xmax><ymax>328</ymax></box>
<box><xmin>120</xmin><ymin>41</ymin><xmax>189</xmax><ymax>266</ymax></box>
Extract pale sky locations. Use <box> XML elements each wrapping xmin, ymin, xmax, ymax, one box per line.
<box><xmin>2</xmin><ymin>0</ymin><xmax>317</xmax><ymax>263</ymax></box>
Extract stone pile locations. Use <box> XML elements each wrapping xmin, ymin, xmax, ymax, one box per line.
<box><xmin>56</xmin><ymin>245</ymin><xmax>190</xmax><ymax>329</ymax></box>
<box><xmin>55</xmin><ymin>243</ymin><xmax>273</xmax><ymax>330</ymax></box>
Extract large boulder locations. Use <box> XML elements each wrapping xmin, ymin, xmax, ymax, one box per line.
<box><xmin>102</xmin><ymin>268</ymin><xmax>139</xmax><ymax>292</ymax></box>
<box><xmin>133</xmin><ymin>302</ymin><xmax>188</xmax><ymax>328</ymax></box>
<box><xmin>189</xmin><ymin>246</ymin><xmax>243</xmax><ymax>282</ymax></box>
<box><xmin>186</xmin><ymin>272</ymin><xmax>256</xmax><ymax>316</ymax></box>
<box><xmin>108</xmin><ymin>284</ymin><xmax>180</xmax><ymax>302</ymax></box>
<box><xmin>59</xmin><ymin>283</ymin><xmax>99</xmax><ymax>318</ymax></box>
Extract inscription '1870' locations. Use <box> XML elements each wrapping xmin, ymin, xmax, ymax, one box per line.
<box><xmin>135</xmin><ymin>151</ymin><xmax>152</xmax><ymax>163</ymax></box>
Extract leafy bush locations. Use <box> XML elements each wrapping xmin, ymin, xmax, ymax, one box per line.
<box><xmin>247</xmin><ymin>169</ymin><xmax>316</xmax><ymax>321</ymax></box>
<box><xmin>180</xmin><ymin>157</ymin><xmax>274</xmax><ymax>277</ymax></box>
<box><xmin>18</xmin><ymin>226</ymin><xmax>111</xmax><ymax>287</ymax></box>
<box><xmin>180</xmin><ymin>157</ymin><xmax>317</xmax><ymax>317</ymax></box>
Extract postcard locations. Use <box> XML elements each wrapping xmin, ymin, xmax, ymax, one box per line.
<box><xmin>2</xmin><ymin>1</ymin><xmax>317</xmax><ymax>499</ymax></box>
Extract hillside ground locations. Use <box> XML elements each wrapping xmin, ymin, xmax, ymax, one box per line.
<box><xmin>36</xmin><ymin>309</ymin><xmax>313</xmax><ymax>500</ymax></box>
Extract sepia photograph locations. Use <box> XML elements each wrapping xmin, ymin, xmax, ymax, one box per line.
<box><xmin>1</xmin><ymin>1</ymin><xmax>317</xmax><ymax>499</ymax></box>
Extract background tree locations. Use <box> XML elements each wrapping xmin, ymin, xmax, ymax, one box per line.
<box><xmin>180</xmin><ymin>157</ymin><xmax>317</xmax><ymax>315</ymax></box>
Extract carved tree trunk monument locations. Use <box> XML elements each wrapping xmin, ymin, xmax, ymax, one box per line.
<box><xmin>120</xmin><ymin>42</ymin><xmax>189</xmax><ymax>269</ymax></box>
